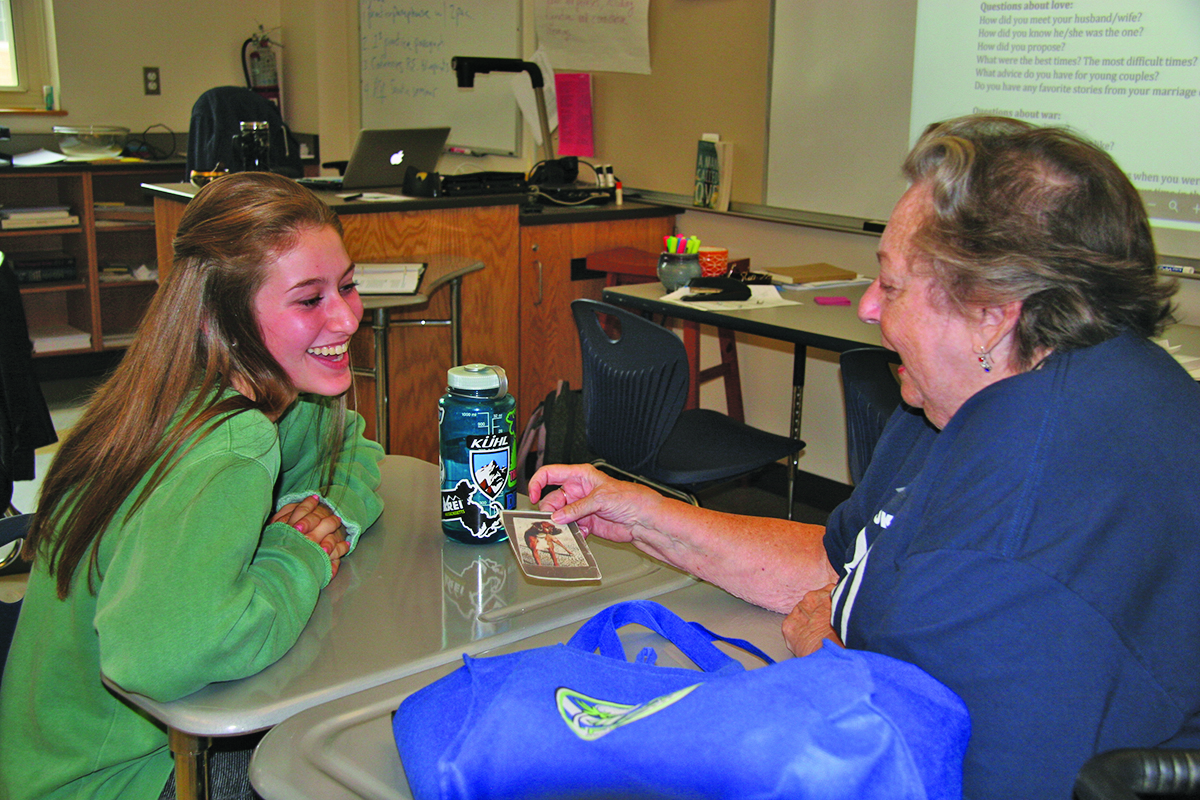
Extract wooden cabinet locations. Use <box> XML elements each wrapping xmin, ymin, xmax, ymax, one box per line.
<box><xmin>517</xmin><ymin>213</ymin><xmax>677</xmax><ymax>419</ymax></box>
<box><xmin>7</xmin><ymin>164</ymin><xmax>184</xmax><ymax>357</ymax></box>
<box><xmin>340</xmin><ymin>204</ymin><xmax>678</xmax><ymax>457</ymax></box>
<box><xmin>338</xmin><ymin>203</ymin><xmax>522</xmax><ymax>460</ymax></box>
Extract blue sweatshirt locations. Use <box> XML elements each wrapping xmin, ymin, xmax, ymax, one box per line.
<box><xmin>826</xmin><ymin>332</ymin><xmax>1200</xmax><ymax>800</ymax></box>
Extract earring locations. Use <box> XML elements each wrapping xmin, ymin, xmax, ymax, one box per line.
<box><xmin>976</xmin><ymin>346</ymin><xmax>993</xmax><ymax>373</ymax></box>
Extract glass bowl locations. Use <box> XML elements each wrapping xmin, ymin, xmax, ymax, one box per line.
<box><xmin>53</xmin><ymin>125</ymin><xmax>129</xmax><ymax>160</ymax></box>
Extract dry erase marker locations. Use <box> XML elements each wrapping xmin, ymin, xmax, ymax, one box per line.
<box><xmin>1160</xmin><ymin>264</ymin><xmax>1196</xmax><ymax>275</ymax></box>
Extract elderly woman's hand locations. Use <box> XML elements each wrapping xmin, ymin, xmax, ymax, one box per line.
<box><xmin>528</xmin><ymin>463</ymin><xmax>665</xmax><ymax>544</ymax></box>
<box><xmin>782</xmin><ymin>583</ymin><xmax>843</xmax><ymax>657</ymax></box>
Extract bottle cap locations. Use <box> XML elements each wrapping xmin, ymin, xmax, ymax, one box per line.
<box><xmin>447</xmin><ymin>364</ymin><xmax>508</xmax><ymax>397</ymax></box>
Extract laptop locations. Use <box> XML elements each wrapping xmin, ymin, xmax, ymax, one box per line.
<box><xmin>300</xmin><ymin>127</ymin><xmax>451</xmax><ymax>191</ymax></box>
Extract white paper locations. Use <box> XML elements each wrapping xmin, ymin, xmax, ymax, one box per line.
<box><xmin>534</xmin><ymin>0</ymin><xmax>651</xmax><ymax>74</ymax></box>
<box><xmin>661</xmin><ymin>285</ymin><xmax>798</xmax><ymax>311</ymax></box>
<box><xmin>13</xmin><ymin>148</ymin><xmax>66</xmax><ymax>167</ymax></box>
<box><xmin>356</xmin><ymin>192</ymin><xmax>406</xmax><ymax>202</ymax></box>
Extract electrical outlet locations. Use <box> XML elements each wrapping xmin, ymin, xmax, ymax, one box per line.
<box><xmin>143</xmin><ymin>67</ymin><xmax>160</xmax><ymax>96</ymax></box>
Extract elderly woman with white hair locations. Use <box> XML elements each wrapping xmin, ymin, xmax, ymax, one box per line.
<box><xmin>530</xmin><ymin>115</ymin><xmax>1200</xmax><ymax>800</ymax></box>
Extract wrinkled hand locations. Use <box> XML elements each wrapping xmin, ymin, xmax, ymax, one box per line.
<box><xmin>528</xmin><ymin>463</ymin><xmax>662</xmax><ymax>543</ymax></box>
<box><xmin>783</xmin><ymin>583</ymin><xmax>843</xmax><ymax>657</ymax></box>
<box><xmin>272</xmin><ymin>495</ymin><xmax>349</xmax><ymax>578</ymax></box>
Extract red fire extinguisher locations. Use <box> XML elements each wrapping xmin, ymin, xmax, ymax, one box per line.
<box><xmin>242</xmin><ymin>26</ymin><xmax>284</xmax><ymax>115</ymax></box>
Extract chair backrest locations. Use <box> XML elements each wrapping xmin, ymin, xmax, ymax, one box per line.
<box><xmin>840</xmin><ymin>347</ymin><xmax>902</xmax><ymax>485</ymax></box>
<box><xmin>0</xmin><ymin>513</ymin><xmax>32</xmax><ymax>670</ymax></box>
<box><xmin>186</xmin><ymin>86</ymin><xmax>302</xmax><ymax>177</ymax></box>
<box><xmin>1</xmin><ymin>259</ymin><xmax>57</xmax><ymax>510</ymax></box>
<box><xmin>571</xmin><ymin>299</ymin><xmax>689</xmax><ymax>475</ymax></box>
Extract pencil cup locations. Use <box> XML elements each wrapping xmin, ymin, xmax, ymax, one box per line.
<box><xmin>697</xmin><ymin>246</ymin><xmax>729</xmax><ymax>277</ymax></box>
<box><xmin>657</xmin><ymin>252</ymin><xmax>702</xmax><ymax>293</ymax></box>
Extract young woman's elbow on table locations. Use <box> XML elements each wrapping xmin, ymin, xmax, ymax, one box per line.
<box><xmin>96</xmin><ymin>566</ymin><xmax>323</xmax><ymax>701</ymax></box>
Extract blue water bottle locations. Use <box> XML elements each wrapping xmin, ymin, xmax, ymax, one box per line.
<box><xmin>439</xmin><ymin>364</ymin><xmax>516</xmax><ymax>544</ymax></box>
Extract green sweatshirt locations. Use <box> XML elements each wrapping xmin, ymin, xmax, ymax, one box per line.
<box><xmin>0</xmin><ymin>396</ymin><xmax>384</xmax><ymax>800</ymax></box>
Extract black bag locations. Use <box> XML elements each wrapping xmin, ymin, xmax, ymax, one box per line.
<box><xmin>186</xmin><ymin>86</ymin><xmax>302</xmax><ymax>177</ymax></box>
<box><xmin>515</xmin><ymin>380</ymin><xmax>593</xmax><ymax>493</ymax></box>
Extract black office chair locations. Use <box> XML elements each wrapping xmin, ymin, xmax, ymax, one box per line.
<box><xmin>0</xmin><ymin>512</ymin><xmax>32</xmax><ymax>669</ymax></box>
<box><xmin>839</xmin><ymin>347</ymin><xmax>902</xmax><ymax>485</ymax></box>
<box><xmin>571</xmin><ymin>299</ymin><xmax>803</xmax><ymax>506</ymax></box>
<box><xmin>1074</xmin><ymin>748</ymin><xmax>1200</xmax><ymax>799</ymax></box>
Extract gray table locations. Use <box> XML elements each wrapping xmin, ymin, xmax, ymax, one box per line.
<box><xmin>602</xmin><ymin>282</ymin><xmax>883</xmax><ymax>512</ymax></box>
<box><xmin>357</xmin><ymin>256</ymin><xmax>483</xmax><ymax>451</ymax></box>
<box><xmin>103</xmin><ymin>456</ymin><xmax>694</xmax><ymax>800</ymax></box>
<box><xmin>249</xmin><ymin>574</ymin><xmax>789</xmax><ymax>800</ymax></box>
<box><xmin>602</xmin><ymin>283</ymin><xmax>1200</xmax><ymax>507</ymax></box>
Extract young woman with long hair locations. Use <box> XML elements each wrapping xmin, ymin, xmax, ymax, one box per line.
<box><xmin>0</xmin><ymin>172</ymin><xmax>385</xmax><ymax>800</ymax></box>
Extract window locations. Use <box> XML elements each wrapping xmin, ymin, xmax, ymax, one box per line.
<box><xmin>0</xmin><ymin>0</ymin><xmax>56</xmax><ymax>110</ymax></box>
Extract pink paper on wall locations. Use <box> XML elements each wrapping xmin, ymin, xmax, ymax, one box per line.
<box><xmin>555</xmin><ymin>73</ymin><xmax>594</xmax><ymax>158</ymax></box>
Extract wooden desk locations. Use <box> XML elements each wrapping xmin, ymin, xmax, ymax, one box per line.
<box><xmin>103</xmin><ymin>456</ymin><xmax>694</xmax><ymax>800</ymax></box>
<box><xmin>603</xmin><ymin>284</ymin><xmax>1200</xmax><ymax>505</ymax></box>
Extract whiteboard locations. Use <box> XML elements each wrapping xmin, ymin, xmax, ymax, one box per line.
<box><xmin>763</xmin><ymin>0</ymin><xmax>1200</xmax><ymax>260</ymax></box>
<box><xmin>765</xmin><ymin>0</ymin><xmax>918</xmax><ymax>225</ymax></box>
<box><xmin>359</xmin><ymin>0</ymin><xmax>522</xmax><ymax>156</ymax></box>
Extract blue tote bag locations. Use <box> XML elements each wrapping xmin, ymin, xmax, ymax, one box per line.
<box><xmin>394</xmin><ymin>600</ymin><xmax>969</xmax><ymax>800</ymax></box>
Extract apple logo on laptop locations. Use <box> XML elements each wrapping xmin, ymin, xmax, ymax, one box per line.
<box><xmin>389</xmin><ymin>149</ymin><xmax>405</xmax><ymax>166</ymax></box>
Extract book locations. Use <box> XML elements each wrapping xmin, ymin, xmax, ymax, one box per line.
<box><xmin>2</xmin><ymin>214</ymin><xmax>80</xmax><ymax>230</ymax></box>
<box><xmin>693</xmin><ymin>134</ymin><xmax>733</xmax><ymax>212</ymax></box>
<box><xmin>98</xmin><ymin>265</ymin><xmax>136</xmax><ymax>282</ymax></box>
<box><xmin>765</xmin><ymin>262</ymin><xmax>859</xmax><ymax>285</ymax></box>
<box><xmin>3</xmin><ymin>250</ymin><xmax>77</xmax><ymax>283</ymax></box>
<box><xmin>5</xmin><ymin>250</ymin><xmax>76</xmax><ymax>268</ymax></box>
<box><xmin>13</xmin><ymin>265</ymin><xmax>78</xmax><ymax>284</ymax></box>
<box><xmin>0</xmin><ymin>205</ymin><xmax>72</xmax><ymax>219</ymax></box>
<box><xmin>356</xmin><ymin>262</ymin><xmax>425</xmax><ymax>295</ymax></box>
<box><xmin>103</xmin><ymin>330</ymin><xmax>138</xmax><ymax>348</ymax></box>
<box><xmin>30</xmin><ymin>323</ymin><xmax>91</xmax><ymax>354</ymax></box>
<box><xmin>93</xmin><ymin>205</ymin><xmax>154</xmax><ymax>222</ymax></box>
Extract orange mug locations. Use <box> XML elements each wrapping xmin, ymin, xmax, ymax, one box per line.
<box><xmin>697</xmin><ymin>246</ymin><xmax>729</xmax><ymax>277</ymax></box>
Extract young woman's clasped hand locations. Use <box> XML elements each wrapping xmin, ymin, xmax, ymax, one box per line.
<box><xmin>271</xmin><ymin>495</ymin><xmax>350</xmax><ymax>577</ymax></box>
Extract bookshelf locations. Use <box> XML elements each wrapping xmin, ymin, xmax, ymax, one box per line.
<box><xmin>3</xmin><ymin>162</ymin><xmax>183</xmax><ymax>356</ymax></box>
